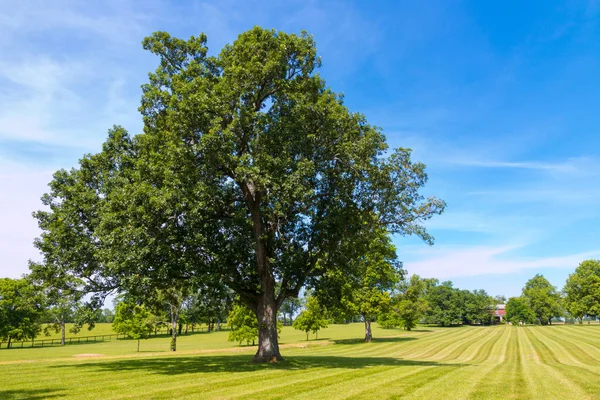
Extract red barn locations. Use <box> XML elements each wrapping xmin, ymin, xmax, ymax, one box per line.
<box><xmin>493</xmin><ymin>304</ymin><xmax>506</xmax><ymax>323</ymax></box>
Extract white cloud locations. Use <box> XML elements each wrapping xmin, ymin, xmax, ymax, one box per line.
<box><xmin>446</xmin><ymin>156</ymin><xmax>600</xmax><ymax>175</ymax></box>
<box><xmin>0</xmin><ymin>162</ymin><xmax>54</xmax><ymax>278</ymax></box>
<box><xmin>0</xmin><ymin>0</ymin><xmax>150</xmax><ymax>44</ymax></box>
<box><xmin>403</xmin><ymin>244</ymin><xmax>600</xmax><ymax>280</ymax></box>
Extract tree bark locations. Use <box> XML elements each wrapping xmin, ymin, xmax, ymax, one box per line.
<box><xmin>170</xmin><ymin>304</ymin><xmax>179</xmax><ymax>352</ymax></box>
<box><xmin>7</xmin><ymin>335</ymin><xmax>11</xmax><ymax>349</ymax></box>
<box><xmin>252</xmin><ymin>294</ymin><xmax>282</xmax><ymax>363</ymax></box>
<box><xmin>242</xmin><ymin>183</ymin><xmax>283</xmax><ymax>363</ymax></box>
<box><xmin>364</xmin><ymin>319</ymin><xmax>373</xmax><ymax>342</ymax></box>
<box><xmin>61</xmin><ymin>320</ymin><xmax>66</xmax><ymax>346</ymax></box>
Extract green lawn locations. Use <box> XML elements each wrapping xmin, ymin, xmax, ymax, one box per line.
<box><xmin>1</xmin><ymin>324</ymin><xmax>600</xmax><ymax>399</ymax></box>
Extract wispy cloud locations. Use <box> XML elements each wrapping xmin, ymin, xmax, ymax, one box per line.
<box><xmin>403</xmin><ymin>244</ymin><xmax>600</xmax><ymax>279</ymax></box>
<box><xmin>446</xmin><ymin>156</ymin><xmax>599</xmax><ymax>175</ymax></box>
<box><xmin>0</xmin><ymin>161</ymin><xmax>54</xmax><ymax>278</ymax></box>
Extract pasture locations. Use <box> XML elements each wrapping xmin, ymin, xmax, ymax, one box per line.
<box><xmin>1</xmin><ymin>324</ymin><xmax>599</xmax><ymax>399</ymax></box>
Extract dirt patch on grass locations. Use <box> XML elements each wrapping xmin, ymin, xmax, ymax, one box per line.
<box><xmin>73</xmin><ymin>353</ymin><xmax>104</xmax><ymax>358</ymax></box>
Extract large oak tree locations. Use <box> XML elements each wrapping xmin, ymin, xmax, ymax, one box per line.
<box><xmin>34</xmin><ymin>27</ymin><xmax>444</xmax><ymax>362</ymax></box>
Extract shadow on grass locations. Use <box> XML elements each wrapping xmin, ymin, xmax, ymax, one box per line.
<box><xmin>333</xmin><ymin>337</ymin><xmax>417</xmax><ymax>345</ymax></box>
<box><xmin>51</xmin><ymin>354</ymin><xmax>458</xmax><ymax>375</ymax></box>
<box><xmin>0</xmin><ymin>389</ymin><xmax>64</xmax><ymax>399</ymax></box>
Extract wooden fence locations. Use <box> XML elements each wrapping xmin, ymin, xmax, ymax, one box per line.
<box><xmin>0</xmin><ymin>325</ymin><xmax>221</xmax><ymax>349</ymax></box>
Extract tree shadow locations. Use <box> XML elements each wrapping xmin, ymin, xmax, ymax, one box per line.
<box><xmin>52</xmin><ymin>354</ymin><xmax>457</xmax><ymax>375</ymax></box>
<box><xmin>333</xmin><ymin>337</ymin><xmax>417</xmax><ymax>345</ymax></box>
<box><xmin>0</xmin><ymin>389</ymin><xmax>64</xmax><ymax>399</ymax></box>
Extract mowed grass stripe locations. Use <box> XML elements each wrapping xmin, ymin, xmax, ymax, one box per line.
<box><xmin>538</xmin><ymin>327</ymin><xmax>600</xmax><ymax>366</ymax></box>
<box><xmin>239</xmin><ymin>364</ymin><xmax>433</xmax><ymax>400</ymax></box>
<box><xmin>397</xmin><ymin>329</ymin><xmax>499</xmax><ymax>400</ymax></box>
<box><xmin>467</xmin><ymin>325</ymin><xmax>507</xmax><ymax>363</ymax></box>
<box><xmin>430</xmin><ymin>327</ymin><xmax>492</xmax><ymax>361</ymax></box>
<box><xmin>464</xmin><ymin>327</ymin><xmax>529</xmax><ymax>400</ymax></box>
<box><xmin>399</xmin><ymin>327</ymin><xmax>479</xmax><ymax>359</ymax></box>
<box><xmin>2</xmin><ymin>324</ymin><xmax>600</xmax><ymax>399</ymax></box>
<box><xmin>546</xmin><ymin>325</ymin><xmax>600</xmax><ymax>352</ymax></box>
<box><xmin>524</xmin><ymin>328</ymin><xmax>600</xmax><ymax>398</ymax></box>
<box><xmin>338</xmin><ymin>365</ymin><xmax>460</xmax><ymax>400</ymax></box>
<box><xmin>560</xmin><ymin>326</ymin><xmax>600</xmax><ymax>348</ymax></box>
<box><xmin>527</xmin><ymin>327</ymin><xmax>592</xmax><ymax>368</ymax></box>
<box><xmin>425</xmin><ymin>327</ymin><xmax>511</xmax><ymax>399</ymax></box>
<box><xmin>518</xmin><ymin>327</ymin><xmax>591</xmax><ymax>400</ymax></box>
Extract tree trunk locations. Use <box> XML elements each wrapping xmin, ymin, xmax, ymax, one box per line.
<box><xmin>252</xmin><ymin>295</ymin><xmax>282</xmax><ymax>363</ymax></box>
<box><xmin>306</xmin><ymin>331</ymin><xmax>309</xmax><ymax>341</ymax></box>
<box><xmin>364</xmin><ymin>319</ymin><xmax>373</xmax><ymax>342</ymax></box>
<box><xmin>7</xmin><ymin>335</ymin><xmax>11</xmax><ymax>349</ymax></box>
<box><xmin>137</xmin><ymin>339</ymin><xmax>140</xmax><ymax>352</ymax></box>
<box><xmin>61</xmin><ymin>320</ymin><xmax>66</xmax><ymax>346</ymax></box>
<box><xmin>242</xmin><ymin>183</ymin><xmax>284</xmax><ymax>363</ymax></box>
<box><xmin>170</xmin><ymin>304</ymin><xmax>179</xmax><ymax>352</ymax></box>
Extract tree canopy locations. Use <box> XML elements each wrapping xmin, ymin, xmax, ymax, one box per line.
<box><xmin>380</xmin><ymin>274</ymin><xmax>429</xmax><ymax>331</ymax></box>
<box><xmin>564</xmin><ymin>259</ymin><xmax>600</xmax><ymax>323</ymax></box>
<box><xmin>112</xmin><ymin>301</ymin><xmax>154</xmax><ymax>352</ymax></box>
<box><xmin>292</xmin><ymin>295</ymin><xmax>328</xmax><ymax>340</ymax></box>
<box><xmin>0</xmin><ymin>278</ymin><xmax>43</xmax><ymax>348</ymax></box>
<box><xmin>522</xmin><ymin>274</ymin><xmax>562</xmax><ymax>325</ymax></box>
<box><xmin>227</xmin><ymin>303</ymin><xmax>259</xmax><ymax>346</ymax></box>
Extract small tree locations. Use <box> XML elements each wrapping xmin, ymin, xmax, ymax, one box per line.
<box><xmin>28</xmin><ymin>264</ymin><xmax>90</xmax><ymax>346</ymax></box>
<box><xmin>564</xmin><ymin>260</ymin><xmax>600</xmax><ymax>323</ymax></box>
<box><xmin>293</xmin><ymin>296</ymin><xmax>328</xmax><ymax>340</ymax></box>
<box><xmin>0</xmin><ymin>278</ymin><xmax>43</xmax><ymax>348</ymax></box>
<box><xmin>424</xmin><ymin>281</ymin><xmax>464</xmax><ymax>326</ymax></box>
<box><xmin>112</xmin><ymin>302</ymin><xmax>154</xmax><ymax>352</ymax></box>
<box><xmin>387</xmin><ymin>275</ymin><xmax>429</xmax><ymax>331</ymax></box>
<box><xmin>522</xmin><ymin>274</ymin><xmax>562</xmax><ymax>325</ymax></box>
<box><xmin>280</xmin><ymin>297</ymin><xmax>303</xmax><ymax>326</ymax></box>
<box><xmin>227</xmin><ymin>304</ymin><xmax>259</xmax><ymax>346</ymax></box>
<box><xmin>316</xmin><ymin>227</ymin><xmax>401</xmax><ymax>342</ymax></box>
<box><xmin>463</xmin><ymin>289</ymin><xmax>495</xmax><ymax>325</ymax></box>
<box><xmin>505</xmin><ymin>297</ymin><xmax>535</xmax><ymax>325</ymax></box>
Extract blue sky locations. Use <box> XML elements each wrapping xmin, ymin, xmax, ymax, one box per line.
<box><xmin>1</xmin><ymin>0</ymin><xmax>599</xmax><ymax>298</ymax></box>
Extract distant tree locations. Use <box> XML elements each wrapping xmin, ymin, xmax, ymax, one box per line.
<box><xmin>463</xmin><ymin>289</ymin><xmax>495</xmax><ymax>325</ymax></box>
<box><xmin>197</xmin><ymin>284</ymin><xmax>234</xmax><ymax>332</ymax></box>
<box><xmin>379</xmin><ymin>275</ymin><xmax>425</xmax><ymax>330</ymax></box>
<box><xmin>156</xmin><ymin>288</ymin><xmax>187</xmax><ymax>352</ymax></box>
<box><xmin>280</xmin><ymin>297</ymin><xmax>303</xmax><ymax>326</ymax></box>
<box><xmin>293</xmin><ymin>296</ymin><xmax>328</xmax><ymax>340</ymax></box>
<box><xmin>112</xmin><ymin>301</ymin><xmax>154</xmax><ymax>352</ymax></box>
<box><xmin>0</xmin><ymin>278</ymin><xmax>43</xmax><ymax>348</ymax></box>
<box><xmin>391</xmin><ymin>275</ymin><xmax>429</xmax><ymax>331</ymax></box>
<box><xmin>494</xmin><ymin>295</ymin><xmax>507</xmax><ymax>304</ymax></box>
<box><xmin>505</xmin><ymin>297</ymin><xmax>536</xmax><ymax>324</ymax></box>
<box><xmin>522</xmin><ymin>274</ymin><xmax>562</xmax><ymax>325</ymax></box>
<box><xmin>316</xmin><ymin>227</ymin><xmax>402</xmax><ymax>342</ymax></box>
<box><xmin>28</xmin><ymin>263</ymin><xmax>91</xmax><ymax>346</ymax></box>
<box><xmin>98</xmin><ymin>308</ymin><xmax>115</xmax><ymax>323</ymax></box>
<box><xmin>564</xmin><ymin>260</ymin><xmax>600</xmax><ymax>323</ymax></box>
<box><xmin>227</xmin><ymin>304</ymin><xmax>259</xmax><ymax>346</ymax></box>
<box><xmin>424</xmin><ymin>281</ymin><xmax>463</xmax><ymax>326</ymax></box>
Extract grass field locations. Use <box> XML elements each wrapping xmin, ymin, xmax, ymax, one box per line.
<box><xmin>1</xmin><ymin>323</ymin><xmax>600</xmax><ymax>399</ymax></box>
